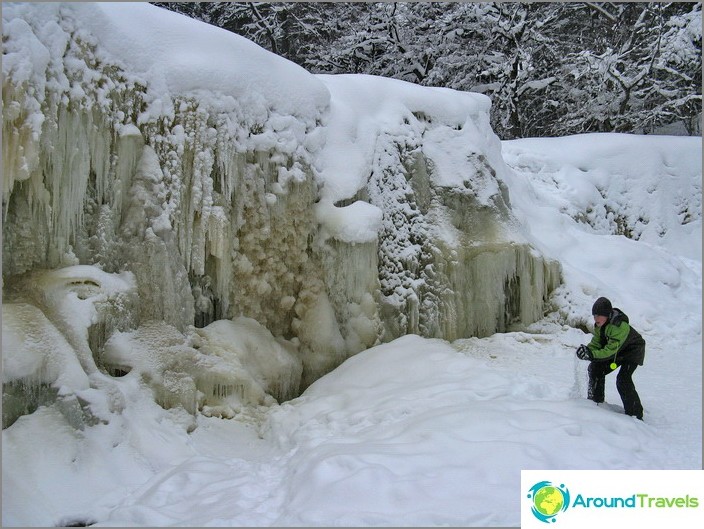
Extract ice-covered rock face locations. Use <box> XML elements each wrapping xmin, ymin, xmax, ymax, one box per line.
<box><xmin>316</xmin><ymin>74</ymin><xmax>561</xmax><ymax>341</ymax></box>
<box><xmin>2</xmin><ymin>3</ymin><xmax>560</xmax><ymax>423</ymax></box>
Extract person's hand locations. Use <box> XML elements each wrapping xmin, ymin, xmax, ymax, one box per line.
<box><xmin>576</xmin><ymin>345</ymin><xmax>592</xmax><ymax>360</ymax></box>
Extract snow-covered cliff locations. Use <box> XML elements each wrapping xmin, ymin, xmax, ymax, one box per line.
<box><xmin>2</xmin><ymin>3</ymin><xmax>560</xmax><ymax>425</ymax></box>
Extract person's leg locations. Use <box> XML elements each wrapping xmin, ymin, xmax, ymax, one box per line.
<box><xmin>616</xmin><ymin>363</ymin><xmax>644</xmax><ymax>419</ymax></box>
<box><xmin>588</xmin><ymin>362</ymin><xmax>610</xmax><ymax>403</ymax></box>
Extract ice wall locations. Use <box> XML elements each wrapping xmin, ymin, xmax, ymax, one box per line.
<box><xmin>2</xmin><ymin>3</ymin><xmax>561</xmax><ymax>424</ymax></box>
<box><xmin>316</xmin><ymin>74</ymin><xmax>561</xmax><ymax>342</ymax></box>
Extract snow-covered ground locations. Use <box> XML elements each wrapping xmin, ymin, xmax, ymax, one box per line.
<box><xmin>3</xmin><ymin>133</ymin><xmax>700</xmax><ymax>527</ymax></box>
<box><xmin>2</xmin><ymin>3</ymin><xmax>701</xmax><ymax>527</ymax></box>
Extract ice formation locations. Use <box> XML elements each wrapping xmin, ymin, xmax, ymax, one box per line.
<box><xmin>2</xmin><ymin>3</ymin><xmax>560</xmax><ymax>426</ymax></box>
<box><xmin>2</xmin><ymin>266</ymin><xmax>137</xmax><ymax>427</ymax></box>
<box><xmin>102</xmin><ymin>317</ymin><xmax>302</xmax><ymax>417</ymax></box>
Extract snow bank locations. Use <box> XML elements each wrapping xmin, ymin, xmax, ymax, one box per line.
<box><xmin>262</xmin><ymin>333</ymin><xmax>668</xmax><ymax>526</ymax></box>
<box><xmin>502</xmin><ymin>133</ymin><xmax>702</xmax><ymax>259</ymax></box>
<box><xmin>6</xmin><ymin>308</ymin><xmax>696</xmax><ymax>526</ymax></box>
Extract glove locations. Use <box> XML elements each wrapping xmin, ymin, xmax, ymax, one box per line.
<box><xmin>576</xmin><ymin>345</ymin><xmax>593</xmax><ymax>360</ymax></box>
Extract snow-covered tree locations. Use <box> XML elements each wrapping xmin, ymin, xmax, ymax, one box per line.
<box><xmin>553</xmin><ymin>2</ymin><xmax>702</xmax><ymax>135</ymax></box>
<box><xmin>152</xmin><ymin>2</ymin><xmax>701</xmax><ymax>138</ymax></box>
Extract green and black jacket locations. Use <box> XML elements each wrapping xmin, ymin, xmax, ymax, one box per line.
<box><xmin>587</xmin><ymin>308</ymin><xmax>645</xmax><ymax>366</ymax></box>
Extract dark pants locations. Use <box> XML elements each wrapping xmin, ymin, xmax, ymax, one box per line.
<box><xmin>588</xmin><ymin>361</ymin><xmax>643</xmax><ymax>419</ymax></box>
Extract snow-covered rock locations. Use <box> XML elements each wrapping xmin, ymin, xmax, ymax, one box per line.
<box><xmin>3</xmin><ymin>3</ymin><xmax>559</xmax><ymax>420</ymax></box>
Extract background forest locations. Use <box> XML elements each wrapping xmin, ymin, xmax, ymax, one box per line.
<box><xmin>152</xmin><ymin>1</ymin><xmax>702</xmax><ymax>139</ymax></box>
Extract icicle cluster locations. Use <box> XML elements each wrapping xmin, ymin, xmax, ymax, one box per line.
<box><xmin>3</xmin><ymin>4</ymin><xmax>562</xmax><ymax>428</ymax></box>
<box><xmin>361</xmin><ymin>109</ymin><xmax>562</xmax><ymax>341</ymax></box>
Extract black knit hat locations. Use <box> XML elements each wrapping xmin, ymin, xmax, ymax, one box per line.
<box><xmin>592</xmin><ymin>297</ymin><xmax>612</xmax><ymax>317</ymax></box>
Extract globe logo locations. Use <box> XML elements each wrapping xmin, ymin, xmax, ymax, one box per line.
<box><xmin>527</xmin><ymin>481</ymin><xmax>571</xmax><ymax>523</ymax></box>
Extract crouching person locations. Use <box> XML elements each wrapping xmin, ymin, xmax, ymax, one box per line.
<box><xmin>576</xmin><ymin>297</ymin><xmax>645</xmax><ymax>420</ymax></box>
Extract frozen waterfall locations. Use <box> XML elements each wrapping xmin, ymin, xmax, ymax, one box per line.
<box><xmin>2</xmin><ymin>3</ymin><xmax>560</xmax><ymax>427</ymax></box>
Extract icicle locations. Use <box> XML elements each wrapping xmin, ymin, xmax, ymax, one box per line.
<box><xmin>320</xmin><ymin>238</ymin><xmax>383</xmax><ymax>355</ymax></box>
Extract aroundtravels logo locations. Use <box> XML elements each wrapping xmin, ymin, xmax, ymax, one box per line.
<box><xmin>524</xmin><ymin>474</ymin><xmax>701</xmax><ymax>525</ymax></box>
<box><xmin>523</xmin><ymin>471</ymin><xmax>703</xmax><ymax>527</ymax></box>
<box><xmin>526</xmin><ymin>481</ymin><xmax>571</xmax><ymax>523</ymax></box>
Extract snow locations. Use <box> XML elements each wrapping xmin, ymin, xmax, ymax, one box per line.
<box><xmin>2</xmin><ymin>303</ymin><xmax>88</xmax><ymax>390</ymax></box>
<box><xmin>3</xmin><ymin>266</ymin><xmax>137</xmax><ymax>379</ymax></box>
<box><xmin>315</xmin><ymin>199</ymin><xmax>384</xmax><ymax>244</ymax></box>
<box><xmin>2</xmin><ymin>3</ymin><xmax>702</xmax><ymax>528</ymax></box>
<box><xmin>501</xmin><ymin>133</ymin><xmax>702</xmax><ymax>260</ymax></box>
<box><xmin>77</xmin><ymin>2</ymin><xmax>328</xmax><ymax>120</ymax></box>
<box><xmin>315</xmin><ymin>73</ymin><xmax>492</xmax><ymax>204</ymax></box>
